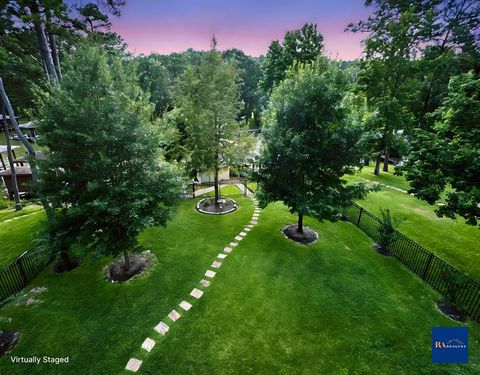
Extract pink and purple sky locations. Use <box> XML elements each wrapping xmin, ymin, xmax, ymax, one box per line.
<box><xmin>95</xmin><ymin>0</ymin><xmax>372</xmax><ymax>60</ymax></box>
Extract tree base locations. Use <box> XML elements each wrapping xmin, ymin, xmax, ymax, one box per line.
<box><xmin>436</xmin><ymin>300</ymin><xmax>468</xmax><ymax>322</ymax></box>
<box><xmin>53</xmin><ymin>257</ymin><xmax>81</xmax><ymax>273</ymax></box>
<box><xmin>0</xmin><ymin>330</ymin><xmax>20</xmax><ymax>357</ymax></box>
<box><xmin>105</xmin><ymin>250</ymin><xmax>155</xmax><ymax>283</ymax></box>
<box><xmin>282</xmin><ymin>224</ymin><xmax>318</xmax><ymax>245</ymax></box>
<box><xmin>373</xmin><ymin>243</ymin><xmax>391</xmax><ymax>257</ymax></box>
<box><xmin>196</xmin><ymin>197</ymin><xmax>237</xmax><ymax>215</ymax></box>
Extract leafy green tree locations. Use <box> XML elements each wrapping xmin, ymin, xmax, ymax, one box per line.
<box><xmin>175</xmin><ymin>39</ymin><xmax>254</xmax><ymax>203</ymax></box>
<box><xmin>223</xmin><ymin>48</ymin><xmax>262</xmax><ymax>128</ymax></box>
<box><xmin>401</xmin><ymin>72</ymin><xmax>480</xmax><ymax>226</ymax></box>
<box><xmin>35</xmin><ymin>43</ymin><xmax>182</xmax><ymax>270</ymax></box>
<box><xmin>256</xmin><ymin>59</ymin><xmax>369</xmax><ymax>232</ymax></box>
<box><xmin>261</xmin><ymin>23</ymin><xmax>324</xmax><ymax>93</ymax></box>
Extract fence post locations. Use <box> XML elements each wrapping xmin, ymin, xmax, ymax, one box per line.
<box><xmin>192</xmin><ymin>183</ymin><xmax>195</xmax><ymax>198</ymax></box>
<box><xmin>17</xmin><ymin>257</ymin><xmax>28</xmax><ymax>285</ymax></box>
<box><xmin>422</xmin><ymin>252</ymin><xmax>434</xmax><ymax>279</ymax></box>
<box><xmin>244</xmin><ymin>178</ymin><xmax>247</xmax><ymax>196</ymax></box>
<box><xmin>357</xmin><ymin>207</ymin><xmax>364</xmax><ymax>227</ymax></box>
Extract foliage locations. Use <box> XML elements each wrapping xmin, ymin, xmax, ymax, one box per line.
<box><xmin>35</xmin><ymin>43</ymin><xmax>182</xmax><ymax>266</ymax></box>
<box><xmin>401</xmin><ymin>72</ymin><xmax>480</xmax><ymax>226</ymax></box>
<box><xmin>223</xmin><ymin>48</ymin><xmax>263</xmax><ymax>128</ymax></box>
<box><xmin>174</xmin><ymin>40</ymin><xmax>254</xmax><ymax>202</ymax></box>
<box><xmin>256</xmin><ymin>58</ymin><xmax>369</xmax><ymax>226</ymax></box>
<box><xmin>261</xmin><ymin>23</ymin><xmax>323</xmax><ymax>93</ymax></box>
<box><xmin>377</xmin><ymin>208</ymin><xmax>403</xmax><ymax>251</ymax></box>
<box><xmin>440</xmin><ymin>267</ymin><xmax>468</xmax><ymax>306</ymax></box>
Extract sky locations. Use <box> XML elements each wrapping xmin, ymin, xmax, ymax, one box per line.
<box><xmin>92</xmin><ymin>0</ymin><xmax>372</xmax><ymax>60</ymax></box>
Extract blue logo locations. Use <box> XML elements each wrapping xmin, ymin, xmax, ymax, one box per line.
<box><xmin>432</xmin><ymin>327</ymin><xmax>468</xmax><ymax>363</ymax></box>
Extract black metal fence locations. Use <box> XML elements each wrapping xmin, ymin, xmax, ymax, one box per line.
<box><xmin>0</xmin><ymin>245</ymin><xmax>53</xmax><ymax>306</ymax></box>
<box><xmin>186</xmin><ymin>178</ymin><xmax>250</xmax><ymax>198</ymax></box>
<box><xmin>343</xmin><ymin>203</ymin><xmax>480</xmax><ymax>322</ymax></box>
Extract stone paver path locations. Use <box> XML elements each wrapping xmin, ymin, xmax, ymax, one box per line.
<box><xmin>205</xmin><ymin>270</ymin><xmax>216</xmax><ymax>278</ymax></box>
<box><xmin>190</xmin><ymin>288</ymin><xmax>204</xmax><ymax>299</ymax></box>
<box><xmin>154</xmin><ymin>321</ymin><xmax>169</xmax><ymax>335</ymax></box>
<box><xmin>125</xmin><ymin>358</ymin><xmax>142</xmax><ymax>372</ymax></box>
<box><xmin>125</xmin><ymin>194</ymin><xmax>262</xmax><ymax>373</ymax></box>
<box><xmin>179</xmin><ymin>301</ymin><xmax>192</xmax><ymax>311</ymax></box>
<box><xmin>168</xmin><ymin>309</ymin><xmax>181</xmax><ymax>322</ymax></box>
<box><xmin>141</xmin><ymin>338</ymin><xmax>155</xmax><ymax>352</ymax></box>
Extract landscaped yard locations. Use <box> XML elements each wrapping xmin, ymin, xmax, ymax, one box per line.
<box><xmin>1</xmin><ymin>191</ymin><xmax>478</xmax><ymax>374</ymax></box>
<box><xmin>345</xmin><ymin>168</ymin><xmax>480</xmax><ymax>281</ymax></box>
<box><xmin>0</xmin><ymin>204</ymin><xmax>45</xmax><ymax>268</ymax></box>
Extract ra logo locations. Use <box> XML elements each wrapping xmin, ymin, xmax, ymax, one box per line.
<box><xmin>432</xmin><ymin>327</ymin><xmax>468</xmax><ymax>363</ymax></box>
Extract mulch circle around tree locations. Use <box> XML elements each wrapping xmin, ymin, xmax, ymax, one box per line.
<box><xmin>53</xmin><ymin>257</ymin><xmax>81</xmax><ymax>273</ymax></box>
<box><xmin>436</xmin><ymin>300</ymin><xmax>468</xmax><ymax>322</ymax></box>
<box><xmin>196</xmin><ymin>197</ymin><xmax>238</xmax><ymax>215</ymax></box>
<box><xmin>373</xmin><ymin>243</ymin><xmax>392</xmax><ymax>257</ymax></box>
<box><xmin>282</xmin><ymin>224</ymin><xmax>318</xmax><ymax>245</ymax></box>
<box><xmin>0</xmin><ymin>330</ymin><xmax>20</xmax><ymax>357</ymax></box>
<box><xmin>105</xmin><ymin>250</ymin><xmax>155</xmax><ymax>283</ymax></box>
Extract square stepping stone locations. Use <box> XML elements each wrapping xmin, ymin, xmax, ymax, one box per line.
<box><xmin>205</xmin><ymin>270</ymin><xmax>216</xmax><ymax>278</ymax></box>
<box><xmin>179</xmin><ymin>300</ymin><xmax>192</xmax><ymax>311</ymax></box>
<box><xmin>141</xmin><ymin>337</ymin><xmax>155</xmax><ymax>352</ymax></box>
<box><xmin>234</xmin><ymin>235</ymin><xmax>243</xmax><ymax>241</ymax></box>
<box><xmin>168</xmin><ymin>309</ymin><xmax>181</xmax><ymax>322</ymax></box>
<box><xmin>252</xmin><ymin>213</ymin><xmax>259</xmax><ymax>218</ymax></box>
<box><xmin>250</xmin><ymin>220</ymin><xmax>258</xmax><ymax>225</ymax></box>
<box><xmin>126</xmin><ymin>358</ymin><xmax>142</xmax><ymax>372</ymax></box>
<box><xmin>200</xmin><ymin>279</ymin><xmax>211</xmax><ymax>287</ymax></box>
<box><xmin>190</xmin><ymin>288</ymin><xmax>204</xmax><ymax>299</ymax></box>
<box><xmin>217</xmin><ymin>253</ymin><xmax>227</xmax><ymax>259</ymax></box>
<box><xmin>254</xmin><ymin>209</ymin><xmax>261</xmax><ymax>212</ymax></box>
<box><xmin>239</xmin><ymin>232</ymin><xmax>247</xmax><ymax>237</ymax></box>
<box><xmin>211</xmin><ymin>261</ymin><xmax>222</xmax><ymax>268</ymax></box>
<box><xmin>244</xmin><ymin>227</ymin><xmax>251</xmax><ymax>232</ymax></box>
<box><xmin>230</xmin><ymin>242</ymin><xmax>238</xmax><ymax>247</ymax></box>
<box><xmin>154</xmin><ymin>321</ymin><xmax>169</xmax><ymax>335</ymax></box>
<box><xmin>224</xmin><ymin>246</ymin><xmax>233</xmax><ymax>253</ymax></box>
<box><xmin>246</xmin><ymin>224</ymin><xmax>254</xmax><ymax>228</ymax></box>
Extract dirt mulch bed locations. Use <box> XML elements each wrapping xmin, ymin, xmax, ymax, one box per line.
<box><xmin>0</xmin><ymin>330</ymin><xmax>20</xmax><ymax>357</ymax></box>
<box><xmin>436</xmin><ymin>300</ymin><xmax>468</xmax><ymax>322</ymax></box>
<box><xmin>105</xmin><ymin>250</ymin><xmax>155</xmax><ymax>283</ymax></box>
<box><xmin>53</xmin><ymin>257</ymin><xmax>81</xmax><ymax>273</ymax></box>
<box><xmin>282</xmin><ymin>224</ymin><xmax>318</xmax><ymax>245</ymax></box>
<box><xmin>196</xmin><ymin>197</ymin><xmax>237</xmax><ymax>215</ymax></box>
<box><xmin>373</xmin><ymin>243</ymin><xmax>391</xmax><ymax>257</ymax></box>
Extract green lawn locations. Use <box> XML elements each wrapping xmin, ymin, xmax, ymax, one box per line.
<box><xmin>356</xmin><ymin>165</ymin><xmax>411</xmax><ymax>191</ymax></box>
<box><xmin>0</xmin><ymin>205</ymin><xmax>45</xmax><ymax>268</ymax></box>
<box><xmin>345</xmin><ymin>168</ymin><xmax>480</xmax><ymax>281</ymax></box>
<box><xmin>0</xmin><ymin>191</ymin><xmax>478</xmax><ymax>374</ymax></box>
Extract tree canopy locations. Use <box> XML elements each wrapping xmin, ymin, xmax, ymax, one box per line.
<box><xmin>256</xmin><ymin>59</ymin><xmax>369</xmax><ymax>231</ymax></box>
<box><xmin>36</xmin><ymin>43</ymin><xmax>182</xmax><ymax>268</ymax></box>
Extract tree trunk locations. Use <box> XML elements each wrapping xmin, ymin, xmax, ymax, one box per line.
<box><xmin>297</xmin><ymin>213</ymin><xmax>304</xmax><ymax>233</ymax></box>
<box><xmin>29</xmin><ymin>2</ymin><xmax>58</xmax><ymax>83</ymax></box>
<box><xmin>0</xmin><ymin>77</ymin><xmax>53</xmax><ymax>220</ymax></box>
<box><xmin>214</xmin><ymin>146</ymin><xmax>220</xmax><ymax>204</ymax></box>
<box><xmin>60</xmin><ymin>245</ymin><xmax>73</xmax><ymax>269</ymax></box>
<box><xmin>48</xmin><ymin>32</ymin><xmax>62</xmax><ymax>80</ymax></box>
<box><xmin>383</xmin><ymin>146</ymin><xmax>389</xmax><ymax>172</ymax></box>
<box><xmin>123</xmin><ymin>250</ymin><xmax>131</xmax><ymax>271</ymax></box>
<box><xmin>2</xmin><ymin>105</ymin><xmax>21</xmax><ymax>210</ymax></box>
<box><xmin>374</xmin><ymin>153</ymin><xmax>381</xmax><ymax>175</ymax></box>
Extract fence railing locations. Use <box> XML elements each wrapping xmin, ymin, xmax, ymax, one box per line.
<box><xmin>343</xmin><ymin>203</ymin><xmax>480</xmax><ymax>322</ymax></box>
<box><xmin>0</xmin><ymin>245</ymin><xmax>53</xmax><ymax>306</ymax></box>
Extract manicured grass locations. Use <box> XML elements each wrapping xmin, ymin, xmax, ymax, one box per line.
<box><xmin>0</xmin><ymin>205</ymin><xmax>45</xmax><ymax>268</ymax></box>
<box><xmin>247</xmin><ymin>181</ymin><xmax>257</xmax><ymax>192</ymax></box>
<box><xmin>344</xmin><ymin>168</ymin><xmax>480</xmax><ymax>281</ymax></box>
<box><xmin>355</xmin><ymin>165</ymin><xmax>410</xmax><ymax>191</ymax></box>
<box><xmin>1</xmin><ymin>192</ymin><xmax>478</xmax><ymax>374</ymax></box>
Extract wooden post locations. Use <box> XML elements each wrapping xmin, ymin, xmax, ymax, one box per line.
<box><xmin>357</xmin><ymin>207</ymin><xmax>364</xmax><ymax>227</ymax></box>
<box><xmin>2</xmin><ymin>104</ymin><xmax>21</xmax><ymax>210</ymax></box>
